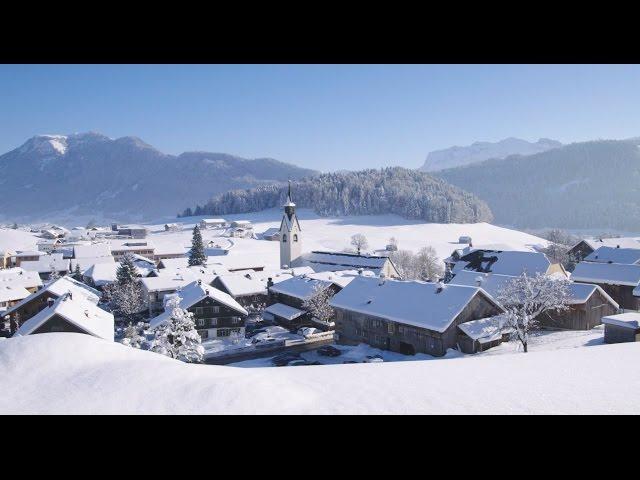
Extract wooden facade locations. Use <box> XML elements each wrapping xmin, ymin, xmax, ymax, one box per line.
<box><xmin>187</xmin><ymin>296</ymin><xmax>246</xmax><ymax>340</ymax></box>
<box><xmin>457</xmin><ymin>331</ymin><xmax>510</xmax><ymax>354</ymax></box>
<box><xmin>567</xmin><ymin>241</ymin><xmax>595</xmax><ymax>263</ymax></box>
<box><xmin>30</xmin><ymin>314</ymin><xmax>89</xmax><ymax>335</ymax></box>
<box><xmin>3</xmin><ymin>291</ymin><xmax>59</xmax><ymax>326</ymax></box>
<box><xmin>604</xmin><ymin>323</ymin><xmax>640</xmax><ymax>344</ymax></box>
<box><xmin>573</xmin><ymin>282</ymin><xmax>640</xmax><ymax>311</ymax></box>
<box><xmin>540</xmin><ymin>289</ymin><xmax>619</xmax><ymax>330</ymax></box>
<box><xmin>269</xmin><ymin>284</ymin><xmax>341</xmax><ymax>330</ymax></box>
<box><xmin>334</xmin><ymin>293</ymin><xmax>502</xmax><ymax>357</ymax></box>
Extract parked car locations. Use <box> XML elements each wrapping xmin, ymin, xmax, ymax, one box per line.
<box><xmin>342</xmin><ymin>360</ymin><xmax>358</xmax><ymax>364</ymax></box>
<box><xmin>287</xmin><ymin>359</ymin><xmax>310</xmax><ymax>366</ymax></box>
<box><xmin>297</xmin><ymin>327</ymin><xmax>321</xmax><ymax>338</ymax></box>
<box><xmin>364</xmin><ymin>354</ymin><xmax>384</xmax><ymax>363</ymax></box>
<box><xmin>272</xmin><ymin>353</ymin><xmax>302</xmax><ymax>367</ymax></box>
<box><xmin>251</xmin><ymin>334</ymin><xmax>276</xmax><ymax>345</ymax></box>
<box><xmin>0</xmin><ymin>329</ymin><xmax>11</xmax><ymax>338</ymax></box>
<box><xmin>317</xmin><ymin>345</ymin><xmax>341</xmax><ymax>357</ymax></box>
<box><xmin>247</xmin><ymin>328</ymin><xmax>268</xmax><ymax>338</ymax></box>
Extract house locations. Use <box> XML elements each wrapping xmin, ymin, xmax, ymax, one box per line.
<box><xmin>297</xmin><ymin>251</ymin><xmax>401</xmax><ymax>278</ymax></box>
<box><xmin>260</xmin><ymin>227</ymin><xmax>280</xmax><ymax>241</ymax></box>
<box><xmin>458</xmin><ymin>235</ymin><xmax>472</xmax><ymax>245</ymax></box>
<box><xmin>450</xmin><ymin>270</ymin><xmax>620</xmax><ymax>331</ymax></box>
<box><xmin>20</xmin><ymin>253</ymin><xmax>71</xmax><ymax>280</ymax></box>
<box><xmin>200</xmin><ymin>218</ymin><xmax>227</xmax><ymax>229</ymax></box>
<box><xmin>2</xmin><ymin>276</ymin><xmax>101</xmax><ymax>329</ymax></box>
<box><xmin>13</xmin><ymin>250</ymin><xmax>44</xmax><ymax>267</ymax></box>
<box><xmin>567</xmin><ymin>237</ymin><xmax>640</xmax><ymax>262</ymax></box>
<box><xmin>117</xmin><ymin>225</ymin><xmax>148</xmax><ymax>239</ymax></box>
<box><xmin>36</xmin><ymin>239</ymin><xmax>62</xmax><ymax>253</ymax></box>
<box><xmin>164</xmin><ymin>223</ymin><xmax>181</xmax><ymax>232</ymax></box>
<box><xmin>72</xmin><ymin>243</ymin><xmax>112</xmax><ymax>260</ymax></box>
<box><xmin>70</xmin><ymin>256</ymin><xmax>116</xmax><ymax>274</ymax></box>
<box><xmin>0</xmin><ymin>285</ymin><xmax>32</xmax><ymax>312</ymax></box>
<box><xmin>212</xmin><ymin>273</ymin><xmax>270</xmax><ymax>310</ymax></box>
<box><xmin>83</xmin><ymin>263</ymin><xmax>120</xmax><ymax>289</ymax></box>
<box><xmin>231</xmin><ymin>220</ymin><xmax>252</xmax><ymax>229</ymax></box>
<box><xmin>450</xmin><ymin>249</ymin><xmax>564</xmax><ymax>277</ymax></box>
<box><xmin>140</xmin><ymin>275</ymin><xmax>211</xmax><ymax>314</ymax></box>
<box><xmin>149</xmin><ymin>280</ymin><xmax>248</xmax><ymax>341</ymax></box>
<box><xmin>329</xmin><ymin>276</ymin><xmax>504</xmax><ymax>357</ymax></box>
<box><xmin>0</xmin><ymin>250</ymin><xmax>14</xmax><ymax>269</ymax></box>
<box><xmin>108</xmin><ymin>240</ymin><xmax>155</xmax><ymax>261</ymax></box>
<box><xmin>14</xmin><ymin>292</ymin><xmax>114</xmax><ymax>341</ymax></box>
<box><xmin>267</xmin><ymin>275</ymin><xmax>346</xmax><ymax>329</ymax></box>
<box><xmin>571</xmin><ymin>262</ymin><xmax>640</xmax><ymax>310</ymax></box>
<box><xmin>539</xmin><ymin>283</ymin><xmax>619</xmax><ymax>330</ymax></box>
<box><xmin>583</xmin><ymin>246</ymin><xmax>640</xmax><ymax>265</ymax></box>
<box><xmin>457</xmin><ymin>316</ymin><xmax>512</xmax><ymax>354</ymax></box>
<box><xmin>601</xmin><ymin>312</ymin><xmax>640</xmax><ymax>344</ymax></box>
<box><xmin>0</xmin><ymin>268</ymin><xmax>43</xmax><ymax>293</ymax></box>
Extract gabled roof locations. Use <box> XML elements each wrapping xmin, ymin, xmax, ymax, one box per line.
<box><xmin>72</xmin><ymin>243</ymin><xmax>112</xmax><ymax>259</ymax></box>
<box><xmin>84</xmin><ymin>263</ymin><xmax>119</xmax><ymax>287</ymax></box>
<box><xmin>264</xmin><ymin>303</ymin><xmax>305</xmax><ymax>321</ymax></box>
<box><xmin>0</xmin><ymin>268</ymin><xmax>43</xmax><ymax>290</ymax></box>
<box><xmin>602</xmin><ymin>312</ymin><xmax>640</xmax><ymax>329</ymax></box>
<box><xmin>299</xmin><ymin>251</ymin><xmax>393</xmax><ymax>274</ymax></box>
<box><xmin>2</xmin><ymin>276</ymin><xmax>100</xmax><ymax>318</ymax></box>
<box><xmin>571</xmin><ymin>262</ymin><xmax>640</xmax><ymax>287</ymax></box>
<box><xmin>458</xmin><ymin>316</ymin><xmax>510</xmax><ymax>343</ymax></box>
<box><xmin>329</xmin><ymin>276</ymin><xmax>503</xmax><ymax>333</ymax></box>
<box><xmin>215</xmin><ymin>274</ymin><xmax>268</xmax><ymax>297</ymax></box>
<box><xmin>21</xmin><ymin>254</ymin><xmax>70</xmax><ymax>274</ymax></box>
<box><xmin>70</xmin><ymin>256</ymin><xmax>115</xmax><ymax>272</ymax></box>
<box><xmin>15</xmin><ymin>293</ymin><xmax>114</xmax><ymax>341</ymax></box>
<box><xmin>567</xmin><ymin>282</ymin><xmax>618</xmax><ymax>308</ymax></box>
<box><xmin>0</xmin><ymin>285</ymin><xmax>31</xmax><ymax>303</ymax></box>
<box><xmin>453</xmin><ymin>250</ymin><xmax>551</xmax><ymax>277</ymax></box>
<box><xmin>579</xmin><ymin>237</ymin><xmax>640</xmax><ymax>251</ymax></box>
<box><xmin>584</xmin><ymin>246</ymin><xmax>640</xmax><ymax>265</ymax></box>
<box><xmin>269</xmin><ymin>276</ymin><xmax>334</xmax><ymax>301</ymax></box>
<box><xmin>280</xmin><ymin>213</ymin><xmax>301</xmax><ymax>233</ymax></box>
<box><xmin>149</xmin><ymin>281</ymin><xmax>247</xmax><ymax>329</ymax></box>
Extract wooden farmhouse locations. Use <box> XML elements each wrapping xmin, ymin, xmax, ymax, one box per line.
<box><xmin>568</xmin><ymin>238</ymin><xmax>640</xmax><ymax>263</ymax></box>
<box><xmin>14</xmin><ymin>292</ymin><xmax>114</xmax><ymax>341</ymax></box>
<box><xmin>571</xmin><ymin>262</ymin><xmax>640</xmax><ymax>310</ymax></box>
<box><xmin>329</xmin><ymin>276</ymin><xmax>504</xmax><ymax>357</ymax></box>
<box><xmin>149</xmin><ymin>280</ymin><xmax>248</xmax><ymax>340</ymax></box>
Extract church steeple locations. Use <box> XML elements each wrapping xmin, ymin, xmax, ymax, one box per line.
<box><xmin>279</xmin><ymin>180</ymin><xmax>302</xmax><ymax>268</ymax></box>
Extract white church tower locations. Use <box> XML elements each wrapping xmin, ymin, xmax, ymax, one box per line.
<box><xmin>279</xmin><ymin>181</ymin><xmax>302</xmax><ymax>268</ymax></box>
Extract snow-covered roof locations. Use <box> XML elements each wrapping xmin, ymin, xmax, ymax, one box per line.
<box><xmin>21</xmin><ymin>254</ymin><xmax>70</xmax><ymax>274</ymax></box>
<box><xmin>0</xmin><ymin>285</ymin><xmax>31</xmax><ymax>303</ymax></box>
<box><xmin>15</xmin><ymin>250</ymin><xmax>44</xmax><ymax>257</ymax></box>
<box><xmin>571</xmin><ymin>262</ymin><xmax>640</xmax><ymax>287</ymax></box>
<box><xmin>269</xmin><ymin>276</ymin><xmax>334</xmax><ymax>301</ymax></box>
<box><xmin>83</xmin><ymin>263</ymin><xmax>119</xmax><ymax>287</ymax></box>
<box><xmin>2</xmin><ymin>276</ymin><xmax>101</xmax><ymax>318</ymax></box>
<box><xmin>458</xmin><ymin>316</ymin><xmax>508</xmax><ymax>343</ymax></box>
<box><xmin>306</xmin><ymin>269</ymin><xmax>368</xmax><ymax>288</ymax></box>
<box><xmin>264</xmin><ymin>303</ymin><xmax>305</xmax><ymax>321</ymax></box>
<box><xmin>107</xmin><ymin>239</ymin><xmax>155</xmax><ymax>252</ymax></box>
<box><xmin>0</xmin><ymin>268</ymin><xmax>43</xmax><ymax>290</ymax></box>
<box><xmin>157</xmin><ymin>257</ymin><xmax>229</xmax><ymax>273</ymax></box>
<box><xmin>216</xmin><ymin>274</ymin><xmax>268</xmax><ymax>297</ymax></box>
<box><xmin>72</xmin><ymin>243</ymin><xmax>112</xmax><ymax>259</ymax></box>
<box><xmin>299</xmin><ymin>251</ymin><xmax>391</xmax><ymax>274</ymax></box>
<box><xmin>149</xmin><ymin>281</ymin><xmax>247</xmax><ymax>329</ymax></box>
<box><xmin>231</xmin><ymin>220</ymin><xmax>252</xmax><ymax>226</ymax></box>
<box><xmin>15</xmin><ymin>294</ymin><xmax>114</xmax><ymax>341</ymax></box>
<box><xmin>567</xmin><ymin>283</ymin><xmax>619</xmax><ymax>308</ymax></box>
<box><xmin>329</xmin><ymin>276</ymin><xmax>502</xmax><ymax>333</ymax></box>
<box><xmin>140</xmin><ymin>275</ymin><xmax>197</xmax><ymax>293</ymax></box>
<box><xmin>601</xmin><ymin>312</ymin><xmax>640</xmax><ymax>329</ymax></box>
<box><xmin>201</xmin><ymin>218</ymin><xmax>226</xmax><ymax>224</ymax></box>
<box><xmin>453</xmin><ymin>250</ymin><xmax>551</xmax><ymax>277</ymax></box>
<box><xmin>580</xmin><ymin>237</ymin><xmax>640</xmax><ymax>251</ymax></box>
<box><xmin>584</xmin><ymin>246</ymin><xmax>640</xmax><ymax>265</ymax></box>
<box><xmin>449</xmin><ymin>270</ymin><xmax>517</xmax><ymax>298</ymax></box>
<box><xmin>70</xmin><ymin>256</ymin><xmax>115</xmax><ymax>272</ymax></box>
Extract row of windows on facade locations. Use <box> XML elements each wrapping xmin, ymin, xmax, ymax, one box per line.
<box><xmin>353</xmin><ymin>327</ymin><xmax>439</xmax><ymax>349</ymax></box>
<box><xmin>199</xmin><ymin>327</ymin><xmax>242</xmax><ymax>339</ymax></box>
<box><xmin>281</xmin><ymin>234</ymin><xmax>298</xmax><ymax>243</ymax></box>
<box><xmin>196</xmin><ymin>316</ymin><xmax>242</xmax><ymax>327</ymax></box>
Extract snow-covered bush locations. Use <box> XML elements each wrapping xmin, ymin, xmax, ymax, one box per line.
<box><xmin>151</xmin><ymin>298</ymin><xmax>204</xmax><ymax>363</ymax></box>
<box><xmin>303</xmin><ymin>283</ymin><xmax>335</xmax><ymax>325</ymax></box>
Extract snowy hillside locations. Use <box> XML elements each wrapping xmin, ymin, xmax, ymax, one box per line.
<box><xmin>0</xmin><ymin>132</ymin><xmax>317</xmax><ymax>223</ymax></box>
<box><xmin>1</xmin><ymin>333</ymin><xmax>638</xmax><ymax>414</ymax></box>
<box><xmin>420</xmin><ymin>137</ymin><xmax>562</xmax><ymax>172</ymax></box>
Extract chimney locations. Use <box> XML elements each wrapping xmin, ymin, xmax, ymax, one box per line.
<box><xmin>47</xmin><ymin>297</ymin><xmax>54</xmax><ymax>308</ymax></box>
<box><xmin>436</xmin><ymin>281</ymin><xmax>445</xmax><ymax>293</ymax></box>
<box><xmin>197</xmin><ymin>279</ymin><xmax>202</xmax><ymax>285</ymax></box>
<box><xmin>617</xmin><ymin>245</ymin><xmax>620</xmax><ymax>249</ymax></box>
<box><xmin>205</xmin><ymin>289</ymin><xmax>209</xmax><ymax>295</ymax></box>
<box><xmin>358</xmin><ymin>268</ymin><xmax>363</xmax><ymax>275</ymax></box>
<box><xmin>475</xmin><ymin>276</ymin><xmax>483</xmax><ymax>287</ymax></box>
<box><xmin>267</xmin><ymin>277</ymin><xmax>274</xmax><ymax>289</ymax></box>
<box><xmin>67</xmin><ymin>291</ymin><xmax>73</xmax><ymax>300</ymax></box>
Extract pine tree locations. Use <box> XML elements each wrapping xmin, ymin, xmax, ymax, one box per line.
<box><xmin>73</xmin><ymin>263</ymin><xmax>82</xmax><ymax>280</ymax></box>
<box><xmin>116</xmin><ymin>253</ymin><xmax>139</xmax><ymax>285</ymax></box>
<box><xmin>188</xmin><ymin>225</ymin><xmax>207</xmax><ymax>266</ymax></box>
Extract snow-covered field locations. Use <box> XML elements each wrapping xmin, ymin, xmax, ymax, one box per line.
<box><xmin>1</xmin><ymin>333</ymin><xmax>638</xmax><ymax>414</ymax></box>
<box><xmin>148</xmin><ymin>209</ymin><xmax>549</xmax><ymax>269</ymax></box>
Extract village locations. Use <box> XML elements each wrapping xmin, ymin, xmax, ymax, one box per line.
<box><xmin>0</xmin><ymin>183</ymin><xmax>639</xmax><ymax>370</ymax></box>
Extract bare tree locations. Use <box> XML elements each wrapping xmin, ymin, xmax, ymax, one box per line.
<box><xmin>496</xmin><ymin>272</ymin><xmax>571</xmax><ymax>353</ymax></box>
<box><xmin>350</xmin><ymin>233</ymin><xmax>369</xmax><ymax>255</ymax></box>
<box><xmin>303</xmin><ymin>283</ymin><xmax>335</xmax><ymax>325</ymax></box>
<box><xmin>415</xmin><ymin>246</ymin><xmax>444</xmax><ymax>282</ymax></box>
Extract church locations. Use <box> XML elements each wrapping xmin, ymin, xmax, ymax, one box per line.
<box><xmin>277</xmin><ymin>184</ymin><xmax>400</xmax><ymax>278</ymax></box>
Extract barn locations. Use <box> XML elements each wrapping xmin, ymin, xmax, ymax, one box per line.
<box><xmin>329</xmin><ymin>276</ymin><xmax>504</xmax><ymax>357</ymax></box>
<box><xmin>571</xmin><ymin>262</ymin><xmax>640</xmax><ymax>310</ymax></box>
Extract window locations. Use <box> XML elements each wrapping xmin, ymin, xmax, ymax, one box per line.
<box><xmin>282</xmin><ymin>234</ymin><xmax>287</xmax><ymax>243</ymax></box>
<box><xmin>197</xmin><ymin>318</ymin><xmax>205</xmax><ymax>327</ymax></box>
<box><xmin>198</xmin><ymin>330</ymin><xmax>209</xmax><ymax>340</ymax></box>
<box><xmin>217</xmin><ymin>328</ymin><xmax>231</xmax><ymax>337</ymax></box>
<box><xmin>293</xmin><ymin>234</ymin><xmax>298</xmax><ymax>242</ymax></box>
<box><xmin>195</xmin><ymin>307</ymin><xmax>204</xmax><ymax>315</ymax></box>
<box><xmin>209</xmin><ymin>318</ymin><xmax>217</xmax><ymax>327</ymax></box>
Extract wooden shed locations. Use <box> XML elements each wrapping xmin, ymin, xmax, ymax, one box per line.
<box><xmin>602</xmin><ymin>313</ymin><xmax>640</xmax><ymax>344</ymax></box>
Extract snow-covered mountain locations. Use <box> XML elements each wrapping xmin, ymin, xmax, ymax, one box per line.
<box><xmin>419</xmin><ymin>137</ymin><xmax>562</xmax><ymax>172</ymax></box>
<box><xmin>0</xmin><ymin>133</ymin><xmax>318</xmax><ymax>223</ymax></box>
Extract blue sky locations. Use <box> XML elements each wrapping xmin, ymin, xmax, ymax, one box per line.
<box><xmin>1</xmin><ymin>64</ymin><xmax>639</xmax><ymax>171</ymax></box>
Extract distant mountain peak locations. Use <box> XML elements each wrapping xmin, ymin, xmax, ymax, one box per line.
<box><xmin>420</xmin><ymin>137</ymin><xmax>562</xmax><ymax>172</ymax></box>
